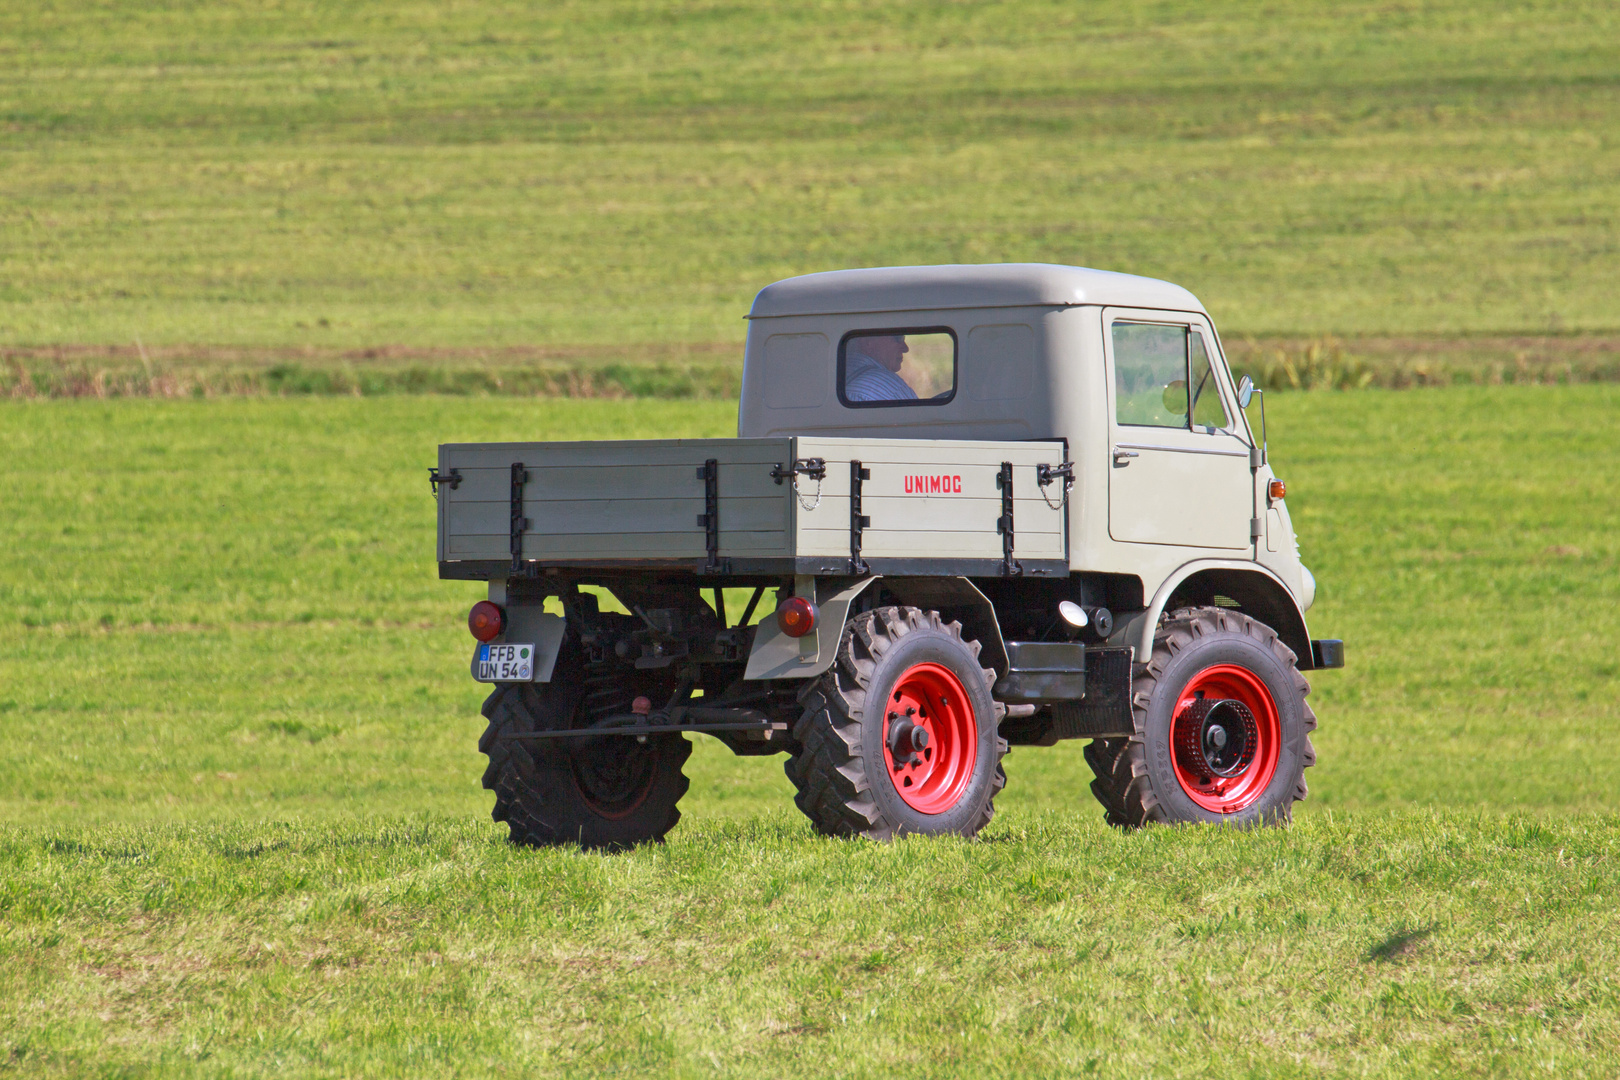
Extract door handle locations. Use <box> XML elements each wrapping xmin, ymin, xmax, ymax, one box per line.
<box><xmin>1112</xmin><ymin>447</ymin><xmax>1139</xmax><ymax>464</ymax></box>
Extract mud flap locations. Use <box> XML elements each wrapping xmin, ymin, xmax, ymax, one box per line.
<box><xmin>743</xmin><ymin>576</ymin><xmax>879</xmax><ymax>680</ymax></box>
<box><xmin>469</xmin><ymin>609</ymin><xmax>567</xmax><ymax>683</ymax></box>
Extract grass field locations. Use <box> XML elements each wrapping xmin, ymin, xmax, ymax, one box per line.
<box><xmin>5</xmin><ymin>1</ymin><xmax>1619</xmax><ymax>1072</ymax></box>
<box><xmin>4</xmin><ymin>0</ymin><xmax>1619</xmax><ymax>354</ymax></box>
<box><xmin>2</xmin><ymin>386</ymin><xmax>1618</xmax><ymax>1076</ymax></box>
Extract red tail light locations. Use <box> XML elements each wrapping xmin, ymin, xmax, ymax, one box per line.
<box><xmin>468</xmin><ymin>600</ymin><xmax>505</xmax><ymax>642</ymax></box>
<box><xmin>777</xmin><ymin>596</ymin><xmax>819</xmax><ymax>638</ymax></box>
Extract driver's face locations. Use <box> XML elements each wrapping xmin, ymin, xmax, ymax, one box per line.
<box><xmin>863</xmin><ymin>335</ymin><xmax>909</xmax><ymax>372</ymax></box>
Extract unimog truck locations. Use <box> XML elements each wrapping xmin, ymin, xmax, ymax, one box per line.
<box><xmin>432</xmin><ymin>264</ymin><xmax>1344</xmax><ymax>848</ymax></box>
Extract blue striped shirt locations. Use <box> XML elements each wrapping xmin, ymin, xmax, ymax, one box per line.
<box><xmin>844</xmin><ymin>350</ymin><xmax>918</xmax><ymax>402</ymax></box>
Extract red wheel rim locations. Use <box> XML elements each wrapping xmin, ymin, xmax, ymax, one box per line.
<box><xmin>1170</xmin><ymin>663</ymin><xmax>1280</xmax><ymax>814</ymax></box>
<box><xmin>881</xmin><ymin>662</ymin><xmax>978</xmax><ymax>814</ymax></box>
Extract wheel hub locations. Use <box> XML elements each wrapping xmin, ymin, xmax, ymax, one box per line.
<box><xmin>567</xmin><ymin>687</ymin><xmax>663</xmax><ymax>820</ymax></box>
<box><xmin>886</xmin><ymin>713</ymin><xmax>931</xmax><ymax>763</ymax></box>
<box><xmin>570</xmin><ymin>737</ymin><xmax>659</xmax><ymax>817</ymax></box>
<box><xmin>1168</xmin><ymin>664</ymin><xmax>1282</xmax><ymax>814</ymax></box>
<box><xmin>1176</xmin><ymin>695</ymin><xmax>1256</xmax><ymax>779</ymax></box>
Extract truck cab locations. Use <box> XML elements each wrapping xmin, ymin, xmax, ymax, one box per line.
<box><xmin>739</xmin><ymin>263</ymin><xmax>1317</xmax><ymax>668</ymax></box>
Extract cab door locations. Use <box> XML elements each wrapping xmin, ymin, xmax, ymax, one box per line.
<box><xmin>1104</xmin><ymin>308</ymin><xmax>1252</xmax><ymax>549</ymax></box>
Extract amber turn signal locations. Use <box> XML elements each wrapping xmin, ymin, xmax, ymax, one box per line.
<box><xmin>468</xmin><ymin>600</ymin><xmax>506</xmax><ymax>642</ymax></box>
<box><xmin>1268</xmin><ymin>479</ymin><xmax>1287</xmax><ymax>501</ymax></box>
<box><xmin>776</xmin><ymin>596</ymin><xmax>819</xmax><ymax>638</ymax></box>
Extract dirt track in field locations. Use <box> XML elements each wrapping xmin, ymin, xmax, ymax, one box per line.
<box><xmin>5</xmin><ymin>335</ymin><xmax>1619</xmax><ymax>398</ymax></box>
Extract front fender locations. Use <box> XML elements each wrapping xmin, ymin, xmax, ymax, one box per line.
<box><xmin>1114</xmin><ymin>559</ymin><xmax>1314</xmax><ymax>670</ymax></box>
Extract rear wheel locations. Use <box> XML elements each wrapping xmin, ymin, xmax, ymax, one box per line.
<box><xmin>785</xmin><ymin>606</ymin><xmax>1008</xmax><ymax>840</ymax></box>
<box><xmin>1085</xmin><ymin>606</ymin><xmax>1315</xmax><ymax>827</ymax></box>
<box><xmin>478</xmin><ymin>642</ymin><xmax>691</xmax><ymax>851</ymax></box>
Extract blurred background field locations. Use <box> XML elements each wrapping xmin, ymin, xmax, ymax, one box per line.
<box><xmin>6</xmin><ymin>332</ymin><xmax>1620</xmax><ymax>400</ymax></box>
<box><xmin>3</xmin><ymin>0</ymin><xmax>1619</xmax><ymax>392</ymax></box>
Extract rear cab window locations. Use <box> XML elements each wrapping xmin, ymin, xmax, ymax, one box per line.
<box><xmin>838</xmin><ymin>328</ymin><xmax>957</xmax><ymax>407</ymax></box>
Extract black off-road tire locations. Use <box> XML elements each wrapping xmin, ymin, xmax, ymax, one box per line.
<box><xmin>1085</xmin><ymin>606</ymin><xmax>1317</xmax><ymax>828</ymax></box>
<box><xmin>478</xmin><ymin>643</ymin><xmax>691</xmax><ymax>851</ymax></box>
<box><xmin>785</xmin><ymin>606</ymin><xmax>1009</xmax><ymax>840</ymax></box>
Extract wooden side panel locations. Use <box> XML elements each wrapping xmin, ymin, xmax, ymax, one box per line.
<box><xmin>440</xmin><ymin>439</ymin><xmax>795</xmax><ymax>563</ymax></box>
<box><xmin>794</xmin><ymin>437</ymin><xmax>1069</xmax><ymax>563</ymax></box>
<box><xmin>436</xmin><ymin>435</ymin><xmax>1070</xmax><ymax>569</ymax></box>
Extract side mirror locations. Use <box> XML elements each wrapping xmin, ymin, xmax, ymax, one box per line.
<box><xmin>1236</xmin><ymin>374</ymin><xmax>1267</xmax><ymax>467</ymax></box>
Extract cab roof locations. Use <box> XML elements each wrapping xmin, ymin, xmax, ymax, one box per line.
<box><xmin>747</xmin><ymin>263</ymin><xmax>1206</xmax><ymax>319</ymax></box>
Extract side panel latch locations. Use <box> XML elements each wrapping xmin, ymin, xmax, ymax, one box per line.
<box><xmin>770</xmin><ymin>457</ymin><xmax>827</xmax><ymax>484</ymax></box>
<box><xmin>1036</xmin><ymin>459</ymin><xmax>1074</xmax><ymax>510</ymax></box>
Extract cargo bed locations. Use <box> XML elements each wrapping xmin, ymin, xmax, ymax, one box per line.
<box><xmin>436</xmin><ymin>436</ymin><xmax>1071</xmax><ymax>579</ymax></box>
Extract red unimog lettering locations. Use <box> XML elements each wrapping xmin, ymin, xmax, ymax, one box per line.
<box><xmin>904</xmin><ymin>474</ymin><xmax>962</xmax><ymax>494</ymax></box>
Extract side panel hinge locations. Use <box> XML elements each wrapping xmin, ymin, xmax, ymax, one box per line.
<box><xmin>509</xmin><ymin>462</ymin><xmax>530</xmax><ymax>574</ymax></box>
<box><xmin>428</xmin><ymin>467</ymin><xmax>461</xmax><ymax>494</ymax></box>
<box><xmin>996</xmin><ymin>461</ymin><xmax>1022</xmax><ymax>577</ymax></box>
<box><xmin>696</xmin><ymin>459</ymin><xmax>727</xmax><ymax>574</ymax></box>
<box><xmin>849</xmin><ymin>460</ymin><xmax>871</xmax><ymax>575</ymax></box>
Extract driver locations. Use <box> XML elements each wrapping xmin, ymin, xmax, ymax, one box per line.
<box><xmin>844</xmin><ymin>334</ymin><xmax>918</xmax><ymax>402</ymax></box>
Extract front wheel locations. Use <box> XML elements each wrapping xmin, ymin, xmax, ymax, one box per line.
<box><xmin>785</xmin><ymin>606</ymin><xmax>1008</xmax><ymax>840</ymax></box>
<box><xmin>1085</xmin><ymin>606</ymin><xmax>1316</xmax><ymax>827</ymax></box>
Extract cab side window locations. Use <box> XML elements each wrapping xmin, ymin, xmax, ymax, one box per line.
<box><xmin>1112</xmin><ymin>320</ymin><xmax>1231</xmax><ymax>433</ymax></box>
<box><xmin>1112</xmin><ymin>322</ymin><xmax>1188</xmax><ymax>428</ymax></box>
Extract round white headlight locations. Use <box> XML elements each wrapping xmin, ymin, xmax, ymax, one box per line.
<box><xmin>1058</xmin><ymin>600</ymin><xmax>1088</xmax><ymax>628</ymax></box>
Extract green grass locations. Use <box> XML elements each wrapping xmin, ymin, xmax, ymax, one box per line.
<box><xmin>4</xmin><ymin>0</ymin><xmax>1619</xmax><ymax>351</ymax></box>
<box><xmin>4</xmin><ymin>814</ymin><xmax>1616</xmax><ymax>1077</ymax></box>
<box><xmin>2</xmin><ymin>386</ymin><xmax>1618</xmax><ymax>1075</ymax></box>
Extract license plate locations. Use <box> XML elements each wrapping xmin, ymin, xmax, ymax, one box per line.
<box><xmin>475</xmin><ymin>642</ymin><xmax>535</xmax><ymax>683</ymax></box>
